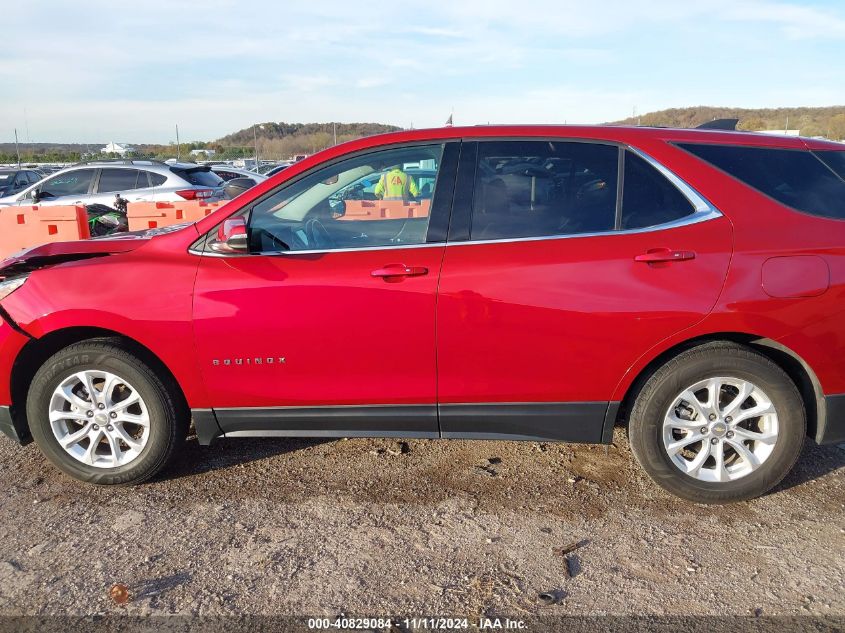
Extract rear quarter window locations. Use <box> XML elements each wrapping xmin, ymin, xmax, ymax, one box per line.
<box><xmin>147</xmin><ymin>172</ymin><xmax>167</xmax><ymax>186</ymax></box>
<box><xmin>621</xmin><ymin>151</ymin><xmax>695</xmax><ymax>229</ymax></box>
<box><xmin>677</xmin><ymin>143</ymin><xmax>845</xmax><ymax>220</ymax></box>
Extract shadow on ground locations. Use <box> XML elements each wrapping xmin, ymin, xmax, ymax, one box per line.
<box><xmin>165</xmin><ymin>435</ymin><xmax>329</xmax><ymax>480</ymax></box>
<box><xmin>165</xmin><ymin>430</ymin><xmax>844</xmax><ymax>499</ymax></box>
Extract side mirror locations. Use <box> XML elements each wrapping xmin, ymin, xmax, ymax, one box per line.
<box><xmin>30</xmin><ymin>189</ymin><xmax>42</xmax><ymax>203</ymax></box>
<box><xmin>210</xmin><ymin>217</ymin><xmax>248</xmax><ymax>253</ymax></box>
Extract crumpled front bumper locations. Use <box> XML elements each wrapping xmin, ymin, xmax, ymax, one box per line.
<box><xmin>0</xmin><ymin>309</ymin><xmax>32</xmax><ymax>444</ymax></box>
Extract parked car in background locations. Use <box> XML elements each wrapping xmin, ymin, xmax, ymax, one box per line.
<box><xmin>265</xmin><ymin>163</ymin><xmax>293</xmax><ymax>178</ymax></box>
<box><xmin>210</xmin><ymin>164</ymin><xmax>268</xmax><ymax>186</ymax></box>
<box><xmin>0</xmin><ymin>160</ymin><xmax>225</xmax><ymax>208</ymax></box>
<box><xmin>0</xmin><ymin>169</ymin><xmax>43</xmax><ymax>198</ymax></box>
<box><xmin>0</xmin><ymin>125</ymin><xmax>843</xmax><ymax>504</ymax></box>
<box><xmin>260</xmin><ymin>162</ymin><xmax>293</xmax><ymax>177</ymax></box>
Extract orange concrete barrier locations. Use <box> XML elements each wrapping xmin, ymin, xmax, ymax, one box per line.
<box><xmin>127</xmin><ymin>200</ymin><xmax>225</xmax><ymax>231</ymax></box>
<box><xmin>340</xmin><ymin>199</ymin><xmax>431</xmax><ymax>221</ymax></box>
<box><xmin>126</xmin><ymin>201</ymin><xmax>185</xmax><ymax>231</ymax></box>
<box><xmin>183</xmin><ymin>200</ymin><xmax>225</xmax><ymax>223</ymax></box>
<box><xmin>0</xmin><ymin>205</ymin><xmax>90</xmax><ymax>259</ymax></box>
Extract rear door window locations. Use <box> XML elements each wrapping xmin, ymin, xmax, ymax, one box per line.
<box><xmin>97</xmin><ymin>168</ymin><xmax>141</xmax><ymax>193</ymax></box>
<box><xmin>621</xmin><ymin>151</ymin><xmax>695</xmax><ymax>229</ymax></box>
<box><xmin>470</xmin><ymin>140</ymin><xmax>619</xmax><ymax>240</ymax></box>
<box><xmin>678</xmin><ymin>143</ymin><xmax>845</xmax><ymax>219</ymax></box>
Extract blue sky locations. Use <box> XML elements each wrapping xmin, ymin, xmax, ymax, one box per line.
<box><xmin>2</xmin><ymin>0</ymin><xmax>844</xmax><ymax>143</ymax></box>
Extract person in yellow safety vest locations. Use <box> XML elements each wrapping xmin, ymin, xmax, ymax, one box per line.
<box><xmin>374</xmin><ymin>164</ymin><xmax>419</xmax><ymax>201</ymax></box>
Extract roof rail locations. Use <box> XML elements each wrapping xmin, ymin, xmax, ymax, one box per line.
<box><xmin>696</xmin><ymin>118</ymin><xmax>739</xmax><ymax>131</ymax></box>
<box><xmin>72</xmin><ymin>158</ymin><xmax>166</xmax><ymax>167</ymax></box>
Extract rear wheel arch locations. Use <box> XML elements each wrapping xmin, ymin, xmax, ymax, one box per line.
<box><xmin>10</xmin><ymin>327</ymin><xmax>189</xmax><ymax>443</ymax></box>
<box><xmin>614</xmin><ymin>333</ymin><xmax>823</xmax><ymax>441</ymax></box>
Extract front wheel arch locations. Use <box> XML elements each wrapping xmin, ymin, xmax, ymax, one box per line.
<box><xmin>10</xmin><ymin>327</ymin><xmax>189</xmax><ymax>443</ymax></box>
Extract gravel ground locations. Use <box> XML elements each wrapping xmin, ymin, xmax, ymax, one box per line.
<box><xmin>0</xmin><ymin>428</ymin><xmax>842</xmax><ymax>627</ymax></box>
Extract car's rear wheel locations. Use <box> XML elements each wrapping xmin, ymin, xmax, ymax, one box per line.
<box><xmin>628</xmin><ymin>342</ymin><xmax>805</xmax><ymax>503</ymax></box>
<box><xmin>27</xmin><ymin>340</ymin><xmax>187</xmax><ymax>485</ymax></box>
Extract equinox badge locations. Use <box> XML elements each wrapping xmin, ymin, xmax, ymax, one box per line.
<box><xmin>213</xmin><ymin>357</ymin><xmax>286</xmax><ymax>367</ymax></box>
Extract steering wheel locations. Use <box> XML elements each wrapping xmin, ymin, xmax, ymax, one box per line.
<box><xmin>305</xmin><ymin>218</ymin><xmax>336</xmax><ymax>249</ymax></box>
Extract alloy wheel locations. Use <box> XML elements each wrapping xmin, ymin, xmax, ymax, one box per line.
<box><xmin>662</xmin><ymin>377</ymin><xmax>779</xmax><ymax>483</ymax></box>
<box><xmin>48</xmin><ymin>370</ymin><xmax>150</xmax><ymax>468</ymax></box>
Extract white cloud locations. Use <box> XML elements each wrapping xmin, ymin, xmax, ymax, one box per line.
<box><xmin>0</xmin><ymin>0</ymin><xmax>843</xmax><ymax>142</ymax></box>
<box><xmin>725</xmin><ymin>1</ymin><xmax>845</xmax><ymax>39</ymax></box>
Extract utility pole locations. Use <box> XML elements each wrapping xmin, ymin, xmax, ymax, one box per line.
<box><xmin>333</xmin><ymin>122</ymin><xmax>337</xmax><ymax>146</ymax></box>
<box><xmin>176</xmin><ymin>124</ymin><xmax>180</xmax><ymax>161</ymax></box>
<box><xmin>253</xmin><ymin>124</ymin><xmax>259</xmax><ymax>170</ymax></box>
<box><xmin>14</xmin><ymin>128</ymin><xmax>21</xmax><ymax>167</ymax></box>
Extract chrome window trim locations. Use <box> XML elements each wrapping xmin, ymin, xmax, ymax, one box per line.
<box><xmin>444</xmin><ymin>208</ymin><xmax>722</xmax><ymax>248</ymax></box>
<box><xmin>189</xmin><ymin>241</ymin><xmax>445</xmax><ymax>257</ymax></box>
<box><xmin>627</xmin><ymin>146</ymin><xmax>714</xmax><ymax>214</ymax></box>
<box><xmin>189</xmin><ymin>144</ymin><xmax>723</xmax><ymax>257</ymax></box>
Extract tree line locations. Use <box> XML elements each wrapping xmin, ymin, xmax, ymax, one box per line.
<box><xmin>0</xmin><ymin>121</ymin><xmax>402</xmax><ymax>164</ymax></box>
<box><xmin>5</xmin><ymin>109</ymin><xmax>844</xmax><ymax>165</ymax></box>
<box><xmin>612</xmin><ymin>106</ymin><xmax>845</xmax><ymax>139</ymax></box>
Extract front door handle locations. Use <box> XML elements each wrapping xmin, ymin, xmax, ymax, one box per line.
<box><xmin>634</xmin><ymin>248</ymin><xmax>696</xmax><ymax>263</ymax></box>
<box><xmin>371</xmin><ymin>264</ymin><xmax>429</xmax><ymax>279</ymax></box>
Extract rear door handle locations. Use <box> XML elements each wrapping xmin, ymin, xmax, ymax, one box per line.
<box><xmin>371</xmin><ymin>263</ymin><xmax>429</xmax><ymax>278</ymax></box>
<box><xmin>634</xmin><ymin>248</ymin><xmax>696</xmax><ymax>263</ymax></box>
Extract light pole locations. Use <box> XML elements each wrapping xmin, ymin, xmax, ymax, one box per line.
<box><xmin>254</xmin><ymin>124</ymin><xmax>265</xmax><ymax>170</ymax></box>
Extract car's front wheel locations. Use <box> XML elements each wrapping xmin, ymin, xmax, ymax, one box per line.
<box><xmin>628</xmin><ymin>342</ymin><xmax>805</xmax><ymax>504</ymax></box>
<box><xmin>27</xmin><ymin>340</ymin><xmax>187</xmax><ymax>485</ymax></box>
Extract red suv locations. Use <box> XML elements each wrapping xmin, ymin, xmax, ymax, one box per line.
<box><xmin>0</xmin><ymin>125</ymin><xmax>843</xmax><ymax>503</ymax></box>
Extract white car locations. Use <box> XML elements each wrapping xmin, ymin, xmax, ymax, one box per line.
<box><xmin>210</xmin><ymin>165</ymin><xmax>268</xmax><ymax>185</ymax></box>
<box><xmin>0</xmin><ymin>160</ymin><xmax>226</xmax><ymax>208</ymax></box>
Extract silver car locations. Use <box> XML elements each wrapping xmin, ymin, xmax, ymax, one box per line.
<box><xmin>210</xmin><ymin>164</ymin><xmax>268</xmax><ymax>185</ymax></box>
<box><xmin>0</xmin><ymin>160</ymin><xmax>225</xmax><ymax>208</ymax></box>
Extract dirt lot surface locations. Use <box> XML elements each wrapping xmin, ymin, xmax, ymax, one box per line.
<box><xmin>0</xmin><ymin>428</ymin><xmax>842</xmax><ymax>626</ymax></box>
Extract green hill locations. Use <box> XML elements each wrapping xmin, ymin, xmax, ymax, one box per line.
<box><xmin>216</xmin><ymin>122</ymin><xmax>400</xmax><ymax>146</ymax></box>
<box><xmin>611</xmin><ymin>106</ymin><xmax>845</xmax><ymax>138</ymax></box>
<box><xmin>215</xmin><ymin>122</ymin><xmax>402</xmax><ymax>159</ymax></box>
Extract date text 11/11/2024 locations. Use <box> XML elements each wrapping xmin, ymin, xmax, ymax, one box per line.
<box><xmin>306</xmin><ymin>616</ymin><xmax>528</xmax><ymax>629</ymax></box>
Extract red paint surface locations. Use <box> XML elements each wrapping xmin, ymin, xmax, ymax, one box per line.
<box><xmin>762</xmin><ymin>256</ymin><xmax>829</xmax><ymax>298</ymax></box>
<box><xmin>0</xmin><ymin>125</ymin><xmax>843</xmax><ymax>411</ymax></box>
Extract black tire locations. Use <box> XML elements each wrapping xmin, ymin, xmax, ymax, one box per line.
<box><xmin>26</xmin><ymin>339</ymin><xmax>188</xmax><ymax>485</ymax></box>
<box><xmin>628</xmin><ymin>342</ymin><xmax>805</xmax><ymax>504</ymax></box>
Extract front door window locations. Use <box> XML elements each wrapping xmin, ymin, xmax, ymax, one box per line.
<box><xmin>38</xmin><ymin>169</ymin><xmax>95</xmax><ymax>199</ymax></box>
<box><xmin>241</xmin><ymin>144</ymin><xmax>444</xmax><ymax>253</ymax></box>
